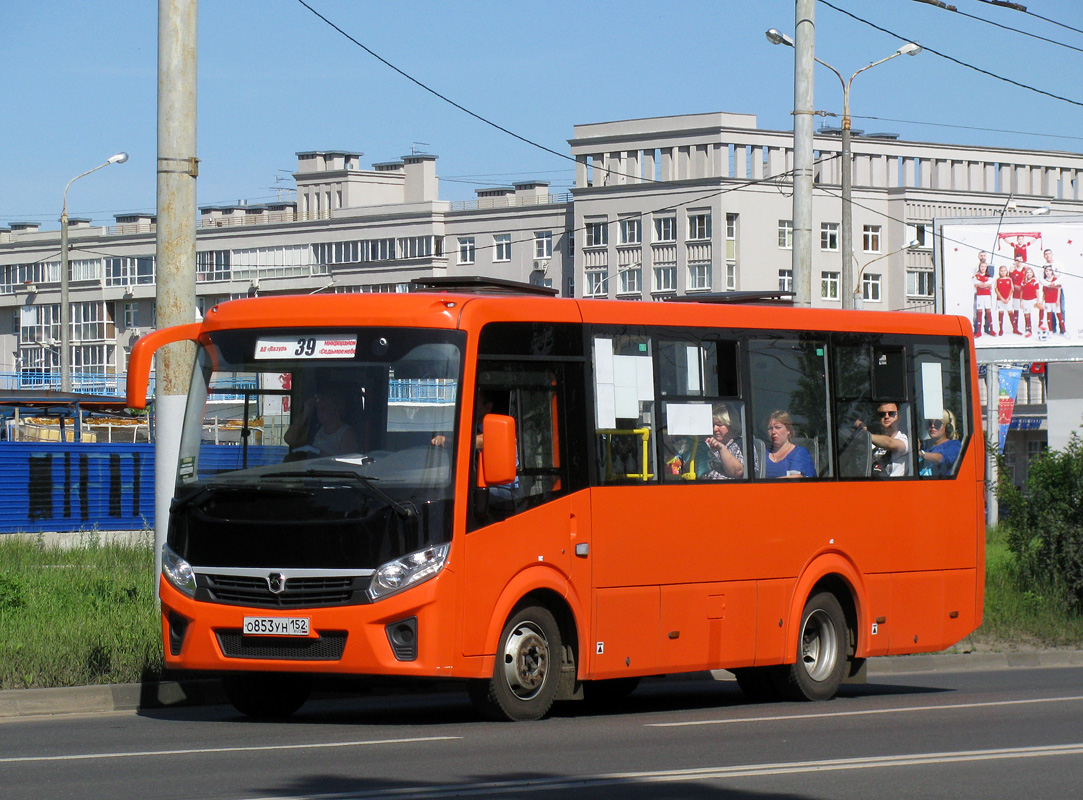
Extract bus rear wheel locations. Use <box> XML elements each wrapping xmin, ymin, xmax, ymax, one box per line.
<box><xmin>774</xmin><ymin>591</ymin><xmax>848</xmax><ymax>702</ymax></box>
<box><xmin>222</xmin><ymin>673</ymin><xmax>312</xmax><ymax>719</ymax></box>
<box><xmin>469</xmin><ymin>605</ymin><xmax>562</xmax><ymax>721</ymax></box>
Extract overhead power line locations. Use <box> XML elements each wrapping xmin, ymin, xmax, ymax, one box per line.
<box><xmin>918</xmin><ymin>0</ymin><xmax>1083</xmax><ymax>54</ymax></box>
<box><xmin>974</xmin><ymin>0</ymin><xmax>1083</xmax><ymax>38</ymax></box>
<box><xmin>821</xmin><ymin>0</ymin><xmax>1083</xmax><ymax>108</ymax></box>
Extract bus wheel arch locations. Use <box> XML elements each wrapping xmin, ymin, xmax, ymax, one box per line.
<box><xmin>469</xmin><ymin>590</ymin><xmax>579</xmax><ymax>721</ymax></box>
<box><xmin>777</xmin><ymin>559</ymin><xmax>864</xmax><ymax>701</ymax></box>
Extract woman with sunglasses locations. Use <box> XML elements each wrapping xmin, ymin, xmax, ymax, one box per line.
<box><xmin>855</xmin><ymin>402</ymin><xmax>910</xmax><ymax>477</ymax></box>
<box><xmin>919</xmin><ymin>411</ymin><xmax>961</xmax><ymax>478</ymax></box>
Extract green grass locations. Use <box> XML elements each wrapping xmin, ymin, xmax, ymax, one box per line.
<box><xmin>963</xmin><ymin>526</ymin><xmax>1083</xmax><ymax>650</ymax></box>
<box><xmin>0</xmin><ymin>528</ymin><xmax>1080</xmax><ymax>691</ymax></box>
<box><xmin>0</xmin><ymin>534</ymin><xmax>163</xmax><ymax>690</ymax></box>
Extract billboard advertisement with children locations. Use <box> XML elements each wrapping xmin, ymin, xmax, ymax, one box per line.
<box><xmin>940</xmin><ymin>217</ymin><xmax>1083</xmax><ymax>349</ymax></box>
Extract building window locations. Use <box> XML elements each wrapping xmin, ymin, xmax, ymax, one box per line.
<box><xmin>726</xmin><ymin>262</ymin><xmax>736</xmax><ymax>291</ymax></box>
<box><xmin>654</xmin><ymin>216</ymin><xmax>676</xmax><ymax>242</ymax></box>
<box><xmin>821</xmin><ymin>271</ymin><xmax>840</xmax><ymax>300</ymax></box>
<box><xmin>534</xmin><ymin>231</ymin><xmax>553</xmax><ymax>260</ymax></box>
<box><xmin>585</xmin><ymin>221</ymin><xmax>608</xmax><ymax>248</ymax></box>
<box><xmin>778</xmin><ymin>220</ymin><xmax>793</xmax><ymax>250</ymax></box>
<box><xmin>863</xmin><ymin>225</ymin><xmax>882</xmax><ymax>253</ymax></box>
<box><xmin>726</xmin><ymin>213</ymin><xmax>738</xmax><ymax>260</ymax></box>
<box><xmin>123</xmin><ymin>302</ymin><xmax>137</xmax><ymax>329</ymax></box>
<box><xmin>862</xmin><ymin>273</ymin><xmax>882</xmax><ymax>302</ymax></box>
<box><xmin>654</xmin><ymin>265</ymin><xmax>677</xmax><ymax>293</ymax></box>
<box><xmin>197</xmin><ymin>250</ymin><xmax>231</xmax><ymax>282</ymax></box>
<box><xmin>585</xmin><ymin>270</ymin><xmax>607</xmax><ymax>297</ymax></box>
<box><xmin>398</xmin><ymin>236</ymin><xmax>434</xmax><ymax>260</ymax></box>
<box><xmin>907</xmin><ymin>269</ymin><xmax>934</xmax><ymax>298</ymax></box>
<box><xmin>688</xmin><ymin>212</ymin><xmax>711</xmax><ymax>241</ymax></box>
<box><xmin>105</xmin><ymin>257</ymin><xmax>156</xmax><ymax>287</ymax></box>
<box><xmin>618</xmin><ymin>266</ymin><xmax>641</xmax><ymax>295</ymax></box>
<box><xmin>688</xmin><ymin>263</ymin><xmax>711</xmax><ymax>291</ymax></box>
<box><xmin>619</xmin><ymin>217</ymin><xmax>642</xmax><ymax>245</ymax></box>
<box><xmin>821</xmin><ymin>222</ymin><xmax>839</xmax><ymax>252</ymax></box>
<box><xmin>779</xmin><ymin>269</ymin><xmax>793</xmax><ymax>292</ymax></box>
<box><xmin>458</xmin><ymin>237</ymin><xmax>476</xmax><ymax>265</ymax></box>
<box><xmin>494</xmin><ymin>234</ymin><xmax>512</xmax><ymax>262</ymax></box>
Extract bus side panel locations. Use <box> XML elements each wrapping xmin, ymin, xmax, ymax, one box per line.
<box><xmin>594</xmin><ymin>586</ymin><xmax>660</xmax><ymax>678</ymax></box>
<box><xmin>861</xmin><ymin>573</ymin><xmax>892</xmax><ymax>658</ymax></box>
<box><xmin>944</xmin><ymin>568</ymin><xmax>979</xmax><ymax>647</ymax></box>
<box><xmin>752</xmin><ymin>578</ymin><xmax>790</xmax><ymax>666</ymax></box>
<box><xmin>658</xmin><ymin>581</ymin><xmax>758</xmax><ymax>673</ymax></box>
<box><xmin>888</xmin><ymin>570</ymin><xmax>944</xmax><ymax>655</ymax></box>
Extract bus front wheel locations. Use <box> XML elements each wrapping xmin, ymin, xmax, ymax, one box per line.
<box><xmin>774</xmin><ymin>591</ymin><xmax>848</xmax><ymax>702</ymax></box>
<box><xmin>469</xmin><ymin>605</ymin><xmax>562</xmax><ymax>721</ymax></box>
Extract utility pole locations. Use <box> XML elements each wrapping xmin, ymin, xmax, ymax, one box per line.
<box><xmin>793</xmin><ymin>0</ymin><xmax>816</xmax><ymax>307</ymax></box>
<box><xmin>155</xmin><ymin>0</ymin><xmax>198</xmax><ymax>590</ymax></box>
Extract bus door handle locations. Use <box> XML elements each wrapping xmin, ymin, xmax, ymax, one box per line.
<box><xmin>575</xmin><ymin>543</ymin><xmax>589</xmax><ymax>558</ymax></box>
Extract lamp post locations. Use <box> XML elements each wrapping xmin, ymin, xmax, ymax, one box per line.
<box><xmin>767</xmin><ymin>30</ymin><xmax>920</xmax><ymax>309</ymax></box>
<box><xmin>60</xmin><ymin>152</ymin><xmax>128</xmax><ymax>393</ymax></box>
<box><xmin>853</xmin><ymin>238</ymin><xmax>920</xmax><ymax>310</ymax></box>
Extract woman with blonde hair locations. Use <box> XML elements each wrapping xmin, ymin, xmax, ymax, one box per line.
<box><xmin>703</xmin><ymin>403</ymin><xmax>745</xmax><ymax>480</ymax></box>
<box><xmin>919</xmin><ymin>410</ymin><xmax>961</xmax><ymax>478</ymax></box>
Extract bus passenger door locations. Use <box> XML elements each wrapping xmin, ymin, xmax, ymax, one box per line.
<box><xmin>461</xmin><ymin>362</ymin><xmax>583</xmax><ymax>657</ymax></box>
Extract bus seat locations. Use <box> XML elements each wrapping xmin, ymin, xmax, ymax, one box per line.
<box><xmin>753</xmin><ymin>437</ymin><xmax>767</xmax><ymax>479</ymax></box>
<box><xmin>839</xmin><ymin>428</ymin><xmax>872</xmax><ymax>478</ymax></box>
<box><xmin>790</xmin><ymin>436</ymin><xmax>820</xmax><ymax>475</ymax></box>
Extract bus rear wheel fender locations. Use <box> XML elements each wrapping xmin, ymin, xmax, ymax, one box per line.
<box><xmin>469</xmin><ymin>604</ymin><xmax>564</xmax><ymax>721</ymax></box>
<box><xmin>784</xmin><ymin>555</ymin><xmax>865</xmax><ymax>664</ymax></box>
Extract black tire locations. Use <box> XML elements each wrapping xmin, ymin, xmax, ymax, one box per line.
<box><xmin>731</xmin><ymin>667</ymin><xmax>781</xmax><ymax>702</ymax></box>
<box><xmin>582</xmin><ymin>677</ymin><xmax>641</xmax><ymax>705</ymax></box>
<box><xmin>469</xmin><ymin>605</ymin><xmax>562</xmax><ymax>721</ymax></box>
<box><xmin>773</xmin><ymin>591</ymin><xmax>848</xmax><ymax>702</ymax></box>
<box><xmin>222</xmin><ymin>673</ymin><xmax>312</xmax><ymax>719</ymax></box>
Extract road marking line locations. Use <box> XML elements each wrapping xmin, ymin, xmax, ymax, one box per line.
<box><xmin>231</xmin><ymin>743</ymin><xmax>1083</xmax><ymax>799</ymax></box>
<box><xmin>0</xmin><ymin>735</ymin><xmax>460</xmax><ymax>764</ymax></box>
<box><xmin>647</xmin><ymin>694</ymin><xmax>1083</xmax><ymax>727</ymax></box>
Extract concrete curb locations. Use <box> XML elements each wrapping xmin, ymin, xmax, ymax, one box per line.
<box><xmin>3</xmin><ymin>652</ymin><xmax>1082</xmax><ymax>719</ymax></box>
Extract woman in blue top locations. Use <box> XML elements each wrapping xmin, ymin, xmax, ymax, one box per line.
<box><xmin>919</xmin><ymin>410</ymin><xmax>962</xmax><ymax>478</ymax></box>
<box><xmin>764</xmin><ymin>410</ymin><xmax>817</xmax><ymax>479</ymax></box>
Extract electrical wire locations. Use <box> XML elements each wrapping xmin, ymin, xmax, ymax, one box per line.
<box><xmin>820</xmin><ymin>0</ymin><xmax>1083</xmax><ymax>108</ymax></box>
<box><xmin>923</xmin><ymin>0</ymin><xmax>1083</xmax><ymax>54</ymax></box>
<box><xmin>848</xmin><ymin>114</ymin><xmax>1083</xmax><ymax>144</ymax></box>
<box><xmin>974</xmin><ymin>0</ymin><xmax>1083</xmax><ymax>38</ymax></box>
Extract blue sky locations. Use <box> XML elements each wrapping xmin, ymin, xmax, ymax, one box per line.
<box><xmin>3</xmin><ymin>0</ymin><xmax>1082</xmax><ymax>229</ymax></box>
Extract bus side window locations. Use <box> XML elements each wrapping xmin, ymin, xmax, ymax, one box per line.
<box><xmin>833</xmin><ymin>340</ymin><xmax>910</xmax><ymax>478</ymax></box>
<box><xmin>748</xmin><ymin>337</ymin><xmax>831</xmax><ymax>479</ymax></box>
<box><xmin>914</xmin><ymin>339</ymin><xmax>970</xmax><ymax>479</ymax></box>
<box><xmin>593</xmin><ymin>333</ymin><xmax>657</xmax><ymax>483</ymax></box>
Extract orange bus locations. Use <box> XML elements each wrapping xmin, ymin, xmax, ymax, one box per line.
<box><xmin>128</xmin><ymin>278</ymin><xmax>985</xmax><ymax>721</ymax></box>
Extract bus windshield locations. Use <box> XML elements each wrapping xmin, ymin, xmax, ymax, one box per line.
<box><xmin>169</xmin><ymin>327</ymin><xmax>463</xmax><ymax>570</ymax></box>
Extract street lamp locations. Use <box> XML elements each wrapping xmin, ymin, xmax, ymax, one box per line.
<box><xmin>60</xmin><ymin>152</ymin><xmax>128</xmax><ymax>393</ymax></box>
<box><xmin>853</xmin><ymin>238</ymin><xmax>920</xmax><ymax>309</ymax></box>
<box><xmin>767</xmin><ymin>30</ymin><xmax>921</xmax><ymax>309</ymax></box>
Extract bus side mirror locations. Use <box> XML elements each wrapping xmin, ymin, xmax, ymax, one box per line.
<box><xmin>479</xmin><ymin>414</ymin><xmax>517</xmax><ymax>487</ymax></box>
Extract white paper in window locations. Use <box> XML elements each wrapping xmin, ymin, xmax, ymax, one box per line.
<box><xmin>593</xmin><ymin>338</ymin><xmax>617</xmax><ymax>428</ymax></box>
<box><xmin>613</xmin><ymin>355</ymin><xmax>641</xmax><ymax>419</ymax></box>
<box><xmin>667</xmin><ymin>403</ymin><xmax>712</xmax><ymax>436</ymax></box>
<box><xmin>686</xmin><ymin>345</ymin><xmax>701</xmax><ymax>394</ymax></box>
<box><xmin>921</xmin><ymin>362</ymin><xmax>945</xmax><ymax>420</ymax></box>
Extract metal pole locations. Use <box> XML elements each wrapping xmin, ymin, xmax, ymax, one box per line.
<box><xmin>155</xmin><ymin>0</ymin><xmax>198</xmax><ymax>592</ymax></box>
<box><xmin>840</xmin><ymin>88</ymin><xmax>854</xmax><ymax>309</ymax></box>
<box><xmin>60</xmin><ymin>209</ymin><xmax>70</xmax><ymax>393</ymax></box>
<box><xmin>793</xmin><ymin>0</ymin><xmax>816</xmax><ymax>308</ymax></box>
<box><xmin>986</xmin><ymin>363</ymin><xmax>999</xmax><ymax>528</ymax></box>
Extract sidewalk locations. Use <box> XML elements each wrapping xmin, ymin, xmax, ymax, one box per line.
<box><xmin>4</xmin><ymin>651</ymin><xmax>1083</xmax><ymax>720</ymax></box>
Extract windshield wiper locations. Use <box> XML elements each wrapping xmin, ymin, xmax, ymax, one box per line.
<box><xmin>274</xmin><ymin>469</ymin><xmax>417</xmax><ymax>519</ymax></box>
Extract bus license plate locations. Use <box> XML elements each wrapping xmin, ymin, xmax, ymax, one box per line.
<box><xmin>242</xmin><ymin>617</ymin><xmax>310</xmax><ymax>636</ymax></box>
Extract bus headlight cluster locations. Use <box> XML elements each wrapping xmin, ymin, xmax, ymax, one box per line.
<box><xmin>162</xmin><ymin>543</ymin><xmax>197</xmax><ymax>598</ymax></box>
<box><xmin>368</xmin><ymin>543</ymin><xmax>450</xmax><ymax>601</ymax></box>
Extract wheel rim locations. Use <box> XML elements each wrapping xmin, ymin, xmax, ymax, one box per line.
<box><xmin>501</xmin><ymin>621</ymin><xmax>550</xmax><ymax>701</ymax></box>
<box><xmin>800</xmin><ymin>608</ymin><xmax>839</xmax><ymax>682</ymax></box>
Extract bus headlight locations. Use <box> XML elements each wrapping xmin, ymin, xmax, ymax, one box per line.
<box><xmin>162</xmin><ymin>543</ymin><xmax>197</xmax><ymax>598</ymax></box>
<box><xmin>368</xmin><ymin>543</ymin><xmax>450</xmax><ymax>601</ymax></box>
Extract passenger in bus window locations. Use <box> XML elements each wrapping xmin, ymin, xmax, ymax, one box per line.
<box><xmin>764</xmin><ymin>410</ymin><xmax>816</xmax><ymax>479</ymax></box>
<box><xmin>284</xmin><ymin>387</ymin><xmax>359</xmax><ymax>457</ymax></box>
<box><xmin>702</xmin><ymin>403</ymin><xmax>745</xmax><ymax>480</ymax></box>
<box><xmin>855</xmin><ymin>402</ymin><xmax>909</xmax><ymax>477</ymax></box>
<box><xmin>919</xmin><ymin>411</ymin><xmax>961</xmax><ymax>478</ymax></box>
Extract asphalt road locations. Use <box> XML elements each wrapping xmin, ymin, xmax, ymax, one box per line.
<box><xmin>2</xmin><ymin>666</ymin><xmax>1082</xmax><ymax>800</ymax></box>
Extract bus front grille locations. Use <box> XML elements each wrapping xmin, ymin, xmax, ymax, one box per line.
<box><xmin>199</xmin><ymin>573</ymin><xmax>367</xmax><ymax>608</ymax></box>
<box><xmin>216</xmin><ymin>630</ymin><xmax>348</xmax><ymax>660</ymax></box>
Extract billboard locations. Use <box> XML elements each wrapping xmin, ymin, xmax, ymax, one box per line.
<box><xmin>940</xmin><ymin>218</ymin><xmax>1082</xmax><ymax>350</ymax></box>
